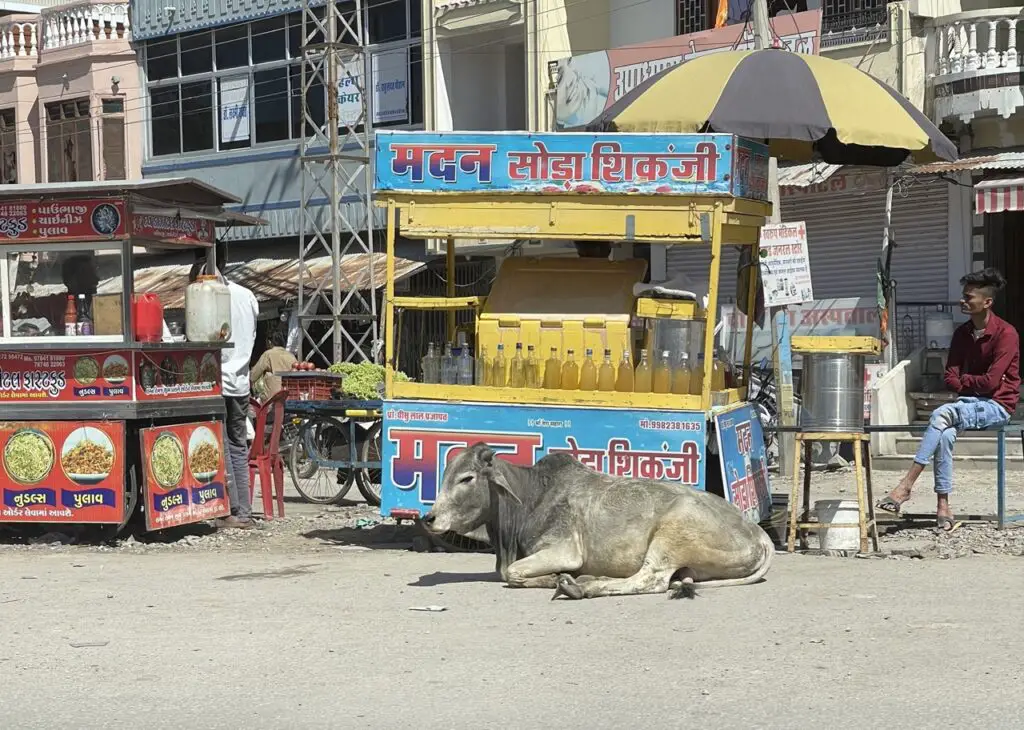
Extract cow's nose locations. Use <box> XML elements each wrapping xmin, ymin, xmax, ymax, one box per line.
<box><xmin>421</xmin><ymin>513</ymin><xmax>436</xmax><ymax>526</ymax></box>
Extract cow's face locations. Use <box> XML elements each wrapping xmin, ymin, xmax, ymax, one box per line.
<box><xmin>421</xmin><ymin>444</ymin><xmax>496</xmax><ymax>535</ymax></box>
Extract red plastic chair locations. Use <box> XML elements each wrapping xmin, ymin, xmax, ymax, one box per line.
<box><xmin>248</xmin><ymin>390</ymin><xmax>287</xmax><ymax>519</ymax></box>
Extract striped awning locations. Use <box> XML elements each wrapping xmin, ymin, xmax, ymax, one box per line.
<box><xmin>975</xmin><ymin>178</ymin><xmax>1024</xmax><ymax>214</ymax></box>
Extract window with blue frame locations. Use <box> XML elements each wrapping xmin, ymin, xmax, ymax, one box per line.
<box><xmin>145</xmin><ymin>0</ymin><xmax>423</xmax><ymax>157</ymax></box>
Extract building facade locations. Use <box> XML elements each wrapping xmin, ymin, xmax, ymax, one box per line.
<box><xmin>0</xmin><ymin>0</ymin><xmax>139</xmax><ymax>185</ymax></box>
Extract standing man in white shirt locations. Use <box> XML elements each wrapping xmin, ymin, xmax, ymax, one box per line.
<box><xmin>190</xmin><ymin>247</ymin><xmax>259</xmax><ymax>529</ymax></box>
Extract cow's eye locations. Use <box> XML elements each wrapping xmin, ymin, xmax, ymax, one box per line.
<box><xmin>458</xmin><ymin>475</ymin><xmax>474</xmax><ymax>484</ymax></box>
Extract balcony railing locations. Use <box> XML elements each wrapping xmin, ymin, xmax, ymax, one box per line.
<box><xmin>0</xmin><ymin>17</ymin><xmax>37</xmax><ymax>60</ymax></box>
<box><xmin>40</xmin><ymin>1</ymin><xmax>130</xmax><ymax>51</ymax></box>
<box><xmin>933</xmin><ymin>8</ymin><xmax>1022</xmax><ymax>76</ymax></box>
<box><xmin>821</xmin><ymin>5</ymin><xmax>891</xmax><ymax>49</ymax></box>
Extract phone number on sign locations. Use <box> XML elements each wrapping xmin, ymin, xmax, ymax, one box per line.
<box><xmin>638</xmin><ymin>418</ymin><xmax>702</xmax><ymax>432</ymax></box>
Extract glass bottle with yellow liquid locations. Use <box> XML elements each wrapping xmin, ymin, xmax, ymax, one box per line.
<box><xmin>712</xmin><ymin>358</ymin><xmax>726</xmax><ymax>391</ymax></box>
<box><xmin>652</xmin><ymin>350</ymin><xmax>672</xmax><ymax>394</ymax></box>
<box><xmin>508</xmin><ymin>343</ymin><xmax>526</xmax><ymax>387</ymax></box>
<box><xmin>597</xmin><ymin>349</ymin><xmax>616</xmax><ymax>391</ymax></box>
<box><xmin>579</xmin><ymin>348</ymin><xmax>598</xmax><ymax>391</ymax></box>
<box><xmin>561</xmin><ymin>349</ymin><xmax>580</xmax><ymax>390</ymax></box>
<box><xmin>524</xmin><ymin>345</ymin><xmax>540</xmax><ymax>388</ymax></box>
<box><xmin>475</xmin><ymin>346</ymin><xmax>490</xmax><ymax>386</ymax></box>
<box><xmin>615</xmin><ymin>349</ymin><xmax>634</xmax><ymax>392</ymax></box>
<box><xmin>491</xmin><ymin>343</ymin><xmax>507</xmax><ymax>387</ymax></box>
<box><xmin>690</xmin><ymin>353</ymin><xmax>706</xmax><ymax>395</ymax></box>
<box><xmin>671</xmin><ymin>352</ymin><xmax>692</xmax><ymax>395</ymax></box>
<box><xmin>634</xmin><ymin>350</ymin><xmax>652</xmax><ymax>392</ymax></box>
<box><xmin>544</xmin><ymin>347</ymin><xmax>562</xmax><ymax>389</ymax></box>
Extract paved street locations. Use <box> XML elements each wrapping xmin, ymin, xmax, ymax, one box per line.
<box><xmin>0</xmin><ymin>466</ymin><xmax>1021</xmax><ymax>730</ymax></box>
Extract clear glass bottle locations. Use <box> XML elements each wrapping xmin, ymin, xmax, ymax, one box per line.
<box><xmin>544</xmin><ymin>347</ymin><xmax>562</xmax><ymax>389</ymax></box>
<box><xmin>524</xmin><ymin>345</ymin><xmax>540</xmax><ymax>388</ymax></box>
<box><xmin>633</xmin><ymin>350</ymin><xmax>652</xmax><ymax>392</ymax></box>
<box><xmin>421</xmin><ymin>343</ymin><xmax>438</xmax><ymax>384</ymax></box>
<box><xmin>491</xmin><ymin>343</ymin><xmax>507</xmax><ymax>387</ymax></box>
<box><xmin>440</xmin><ymin>342</ymin><xmax>456</xmax><ymax>385</ymax></box>
<box><xmin>560</xmin><ymin>349</ymin><xmax>579</xmax><ymax>390</ymax></box>
<box><xmin>457</xmin><ymin>346</ymin><xmax>474</xmax><ymax>385</ymax></box>
<box><xmin>597</xmin><ymin>349</ymin><xmax>616</xmax><ymax>391</ymax></box>
<box><xmin>652</xmin><ymin>350</ymin><xmax>671</xmax><ymax>394</ymax></box>
<box><xmin>509</xmin><ymin>342</ymin><xmax>525</xmax><ymax>388</ymax></box>
<box><xmin>672</xmin><ymin>352</ymin><xmax>692</xmax><ymax>395</ymax></box>
<box><xmin>475</xmin><ymin>346</ymin><xmax>490</xmax><ymax>387</ymax></box>
<box><xmin>579</xmin><ymin>348</ymin><xmax>597</xmax><ymax>391</ymax></box>
<box><xmin>615</xmin><ymin>348</ymin><xmax>634</xmax><ymax>392</ymax></box>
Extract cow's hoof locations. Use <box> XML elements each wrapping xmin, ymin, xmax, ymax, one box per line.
<box><xmin>551</xmin><ymin>574</ymin><xmax>584</xmax><ymax>601</ymax></box>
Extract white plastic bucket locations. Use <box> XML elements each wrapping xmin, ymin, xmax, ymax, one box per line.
<box><xmin>814</xmin><ymin>499</ymin><xmax>861</xmax><ymax>551</ymax></box>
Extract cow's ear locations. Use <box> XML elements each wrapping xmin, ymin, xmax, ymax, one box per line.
<box><xmin>485</xmin><ymin>466</ymin><xmax>522</xmax><ymax>505</ymax></box>
<box><xmin>475</xmin><ymin>444</ymin><xmax>496</xmax><ymax>467</ymax></box>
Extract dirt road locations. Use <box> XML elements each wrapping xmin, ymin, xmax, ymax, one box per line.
<box><xmin>1</xmin><ymin>516</ymin><xmax>1021</xmax><ymax>729</ymax></box>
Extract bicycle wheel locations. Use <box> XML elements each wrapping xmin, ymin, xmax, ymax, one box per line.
<box><xmin>289</xmin><ymin>420</ymin><xmax>355</xmax><ymax>504</ymax></box>
<box><xmin>355</xmin><ymin>421</ymin><xmax>383</xmax><ymax>507</ymax></box>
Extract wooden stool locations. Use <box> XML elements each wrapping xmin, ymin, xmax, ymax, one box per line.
<box><xmin>787</xmin><ymin>432</ymin><xmax>879</xmax><ymax>554</ymax></box>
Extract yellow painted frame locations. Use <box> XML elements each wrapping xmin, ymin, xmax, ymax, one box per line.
<box><xmin>381</xmin><ymin>193</ymin><xmax>771</xmax><ymax>415</ymax></box>
<box><xmin>790</xmin><ymin>336</ymin><xmax>883</xmax><ymax>355</ymax></box>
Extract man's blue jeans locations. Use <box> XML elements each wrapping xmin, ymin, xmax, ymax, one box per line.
<box><xmin>914</xmin><ymin>397</ymin><xmax>1010</xmax><ymax>494</ymax></box>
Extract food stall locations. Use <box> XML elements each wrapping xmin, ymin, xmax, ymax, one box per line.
<box><xmin>374</xmin><ymin>131</ymin><xmax>775</xmax><ymax>525</ymax></box>
<box><xmin>0</xmin><ymin>180</ymin><xmax>259</xmax><ymax>535</ymax></box>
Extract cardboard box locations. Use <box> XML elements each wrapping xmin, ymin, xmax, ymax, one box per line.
<box><xmin>93</xmin><ymin>293</ymin><xmax>123</xmax><ymax>336</ymax></box>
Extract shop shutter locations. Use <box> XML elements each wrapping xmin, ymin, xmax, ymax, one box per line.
<box><xmin>664</xmin><ymin>243</ymin><xmax>743</xmax><ymax>303</ymax></box>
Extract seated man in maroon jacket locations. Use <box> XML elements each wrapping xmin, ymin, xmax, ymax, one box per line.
<box><xmin>877</xmin><ymin>268</ymin><xmax>1020</xmax><ymax>530</ymax></box>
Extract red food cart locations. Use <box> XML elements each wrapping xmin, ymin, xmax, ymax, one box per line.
<box><xmin>0</xmin><ymin>179</ymin><xmax>260</xmax><ymax>537</ymax></box>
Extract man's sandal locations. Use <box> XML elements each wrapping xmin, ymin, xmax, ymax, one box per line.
<box><xmin>876</xmin><ymin>495</ymin><xmax>907</xmax><ymax>515</ymax></box>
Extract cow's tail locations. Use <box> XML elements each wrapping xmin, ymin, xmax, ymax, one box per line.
<box><xmin>692</xmin><ymin>528</ymin><xmax>776</xmax><ymax>590</ymax></box>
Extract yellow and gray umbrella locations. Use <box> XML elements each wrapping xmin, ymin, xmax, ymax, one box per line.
<box><xmin>588</xmin><ymin>49</ymin><xmax>956</xmax><ymax>166</ymax></box>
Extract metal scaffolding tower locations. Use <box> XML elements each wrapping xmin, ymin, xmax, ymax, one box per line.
<box><xmin>297</xmin><ymin>0</ymin><xmax>378</xmax><ymax>364</ymax></box>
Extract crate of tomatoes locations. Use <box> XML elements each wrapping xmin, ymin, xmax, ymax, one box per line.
<box><xmin>277</xmin><ymin>362</ymin><xmax>344</xmax><ymax>401</ymax></box>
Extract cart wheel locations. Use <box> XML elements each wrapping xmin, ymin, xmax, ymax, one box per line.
<box><xmin>355</xmin><ymin>421</ymin><xmax>383</xmax><ymax>507</ymax></box>
<box><xmin>289</xmin><ymin>421</ymin><xmax>354</xmax><ymax>504</ymax></box>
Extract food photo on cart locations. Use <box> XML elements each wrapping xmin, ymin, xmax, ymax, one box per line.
<box><xmin>0</xmin><ymin>179</ymin><xmax>264</xmax><ymax>542</ymax></box>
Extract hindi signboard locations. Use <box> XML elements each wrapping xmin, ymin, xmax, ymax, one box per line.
<box><xmin>380</xmin><ymin>401</ymin><xmax>706</xmax><ymax>516</ymax></box>
<box><xmin>759</xmin><ymin>221</ymin><xmax>813</xmax><ymax>307</ymax></box>
<box><xmin>714</xmin><ymin>404</ymin><xmax>771</xmax><ymax>523</ymax></box>
<box><xmin>552</xmin><ymin>10</ymin><xmax>822</xmax><ymax>129</ymax></box>
<box><xmin>374</xmin><ymin>131</ymin><xmax>769</xmax><ymax>199</ymax></box>
<box><xmin>0</xmin><ymin>420</ymin><xmax>125</xmax><ymax>523</ymax></box>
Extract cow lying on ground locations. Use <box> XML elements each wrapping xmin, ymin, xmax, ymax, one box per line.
<box><xmin>421</xmin><ymin>443</ymin><xmax>775</xmax><ymax>600</ymax></box>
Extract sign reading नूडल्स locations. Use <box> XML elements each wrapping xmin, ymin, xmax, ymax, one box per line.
<box><xmin>0</xmin><ymin>421</ymin><xmax>125</xmax><ymax>524</ymax></box>
<box><xmin>759</xmin><ymin>221</ymin><xmax>814</xmax><ymax>308</ymax></box>
<box><xmin>380</xmin><ymin>401</ymin><xmax>706</xmax><ymax>516</ymax></box>
<box><xmin>714</xmin><ymin>405</ymin><xmax>772</xmax><ymax>523</ymax></box>
<box><xmin>374</xmin><ymin>132</ymin><xmax>769</xmax><ymax>199</ymax></box>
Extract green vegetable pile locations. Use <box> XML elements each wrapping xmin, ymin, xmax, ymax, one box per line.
<box><xmin>327</xmin><ymin>362</ymin><xmax>409</xmax><ymax>400</ymax></box>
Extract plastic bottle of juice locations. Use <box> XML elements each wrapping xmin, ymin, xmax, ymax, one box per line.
<box><xmin>691</xmin><ymin>353</ymin><xmax>706</xmax><ymax>395</ymax></box>
<box><xmin>475</xmin><ymin>346</ymin><xmax>490</xmax><ymax>386</ymax></box>
<box><xmin>634</xmin><ymin>350</ymin><xmax>652</xmax><ymax>392</ymax></box>
<box><xmin>508</xmin><ymin>342</ymin><xmax>526</xmax><ymax>387</ymax></box>
<box><xmin>597</xmin><ymin>349</ymin><xmax>616</xmax><ymax>391</ymax></box>
<box><xmin>524</xmin><ymin>345</ymin><xmax>540</xmax><ymax>388</ymax></box>
<box><xmin>672</xmin><ymin>352</ymin><xmax>692</xmax><ymax>395</ymax></box>
<box><xmin>652</xmin><ymin>350</ymin><xmax>672</xmax><ymax>394</ymax></box>
<box><xmin>579</xmin><ymin>348</ymin><xmax>598</xmax><ymax>391</ymax></box>
<box><xmin>561</xmin><ymin>349</ymin><xmax>580</xmax><ymax>390</ymax></box>
<box><xmin>491</xmin><ymin>343</ymin><xmax>507</xmax><ymax>387</ymax></box>
<box><xmin>544</xmin><ymin>347</ymin><xmax>562</xmax><ymax>389</ymax></box>
<box><xmin>615</xmin><ymin>349</ymin><xmax>634</xmax><ymax>392</ymax></box>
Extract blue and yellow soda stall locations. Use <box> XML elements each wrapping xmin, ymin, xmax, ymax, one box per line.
<box><xmin>375</xmin><ymin>131</ymin><xmax>773</xmax><ymax>525</ymax></box>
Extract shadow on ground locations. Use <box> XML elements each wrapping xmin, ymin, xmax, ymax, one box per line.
<box><xmin>303</xmin><ymin>523</ymin><xmax>417</xmax><ymax>550</ymax></box>
<box><xmin>407</xmin><ymin>571</ymin><xmax>499</xmax><ymax>587</ymax></box>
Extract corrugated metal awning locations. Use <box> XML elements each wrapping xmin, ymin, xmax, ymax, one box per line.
<box><xmin>777</xmin><ymin>162</ymin><xmax>842</xmax><ymax>188</ymax></box>
<box><xmin>975</xmin><ymin>178</ymin><xmax>1024</xmax><ymax>214</ymax></box>
<box><xmin>908</xmin><ymin>151</ymin><xmax>1024</xmax><ymax>175</ymax></box>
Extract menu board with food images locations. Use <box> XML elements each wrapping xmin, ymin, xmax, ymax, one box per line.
<box><xmin>140</xmin><ymin>421</ymin><xmax>230</xmax><ymax>531</ymax></box>
<box><xmin>133</xmin><ymin>350</ymin><xmax>222</xmax><ymax>401</ymax></box>
<box><xmin>0</xmin><ymin>351</ymin><xmax>132</xmax><ymax>402</ymax></box>
<box><xmin>0</xmin><ymin>421</ymin><xmax>125</xmax><ymax>523</ymax></box>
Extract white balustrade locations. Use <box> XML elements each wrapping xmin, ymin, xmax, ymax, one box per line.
<box><xmin>933</xmin><ymin>9</ymin><xmax>1023</xmax><ymax>78</ymax></box>
<box><xmin>0</xmin><ymin>19</ymin><xmax>37</xmax><ymax>60</ymax></box>
<box><xmin>40</xmin><ymin>2</ymin><xmax>131</xmax><ymax>51</ymax></box>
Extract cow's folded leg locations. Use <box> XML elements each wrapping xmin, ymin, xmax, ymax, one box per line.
<box><xmin>505</xmin><ymin>546</ymin><xmax>583</xmax><ymax>589</ymax></box>
<box><xmin>572</xmin><ymin>567</ymin><xmax>676</xmax><ymax>599</ymax></box>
